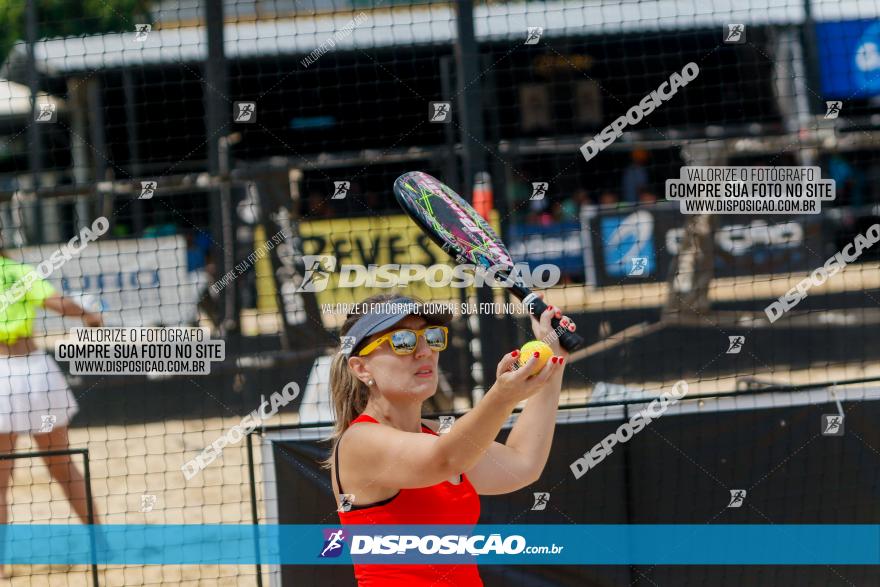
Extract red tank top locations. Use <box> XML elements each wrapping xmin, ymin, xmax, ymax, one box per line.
<box><xmin>335</xmin><ymin>413</ymin><xmax>483</xmax><ymax>586</ymax></box>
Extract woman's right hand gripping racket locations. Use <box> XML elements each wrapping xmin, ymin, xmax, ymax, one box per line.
<box><xmin>393</xmin><ymin>171</ymin><xmax>584</xmax><ymax>353</ymax></box>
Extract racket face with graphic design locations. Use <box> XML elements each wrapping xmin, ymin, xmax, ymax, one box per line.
<box><xmin>393</xmin><ymin>171</ymin><xmax>584</xmax><ymax>352</ymax></box>
<box><xmin>393</xmin><ymin>171</ymin><xmax>513</xmax><ymax>270</ymax></box>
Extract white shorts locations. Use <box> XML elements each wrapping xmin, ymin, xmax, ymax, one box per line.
<box><xmin>0</xmin><ymin>350</ymin><xmax>78</xmax><ymax>434</ymax></box>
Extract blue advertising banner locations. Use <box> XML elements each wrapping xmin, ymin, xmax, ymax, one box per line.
<box><xmin>0</xmin><ymin>525</ymin><xmax>878</xmax><ymax>565</ymax></box>
<box><xmin>599</xmin><ymin>209</ymin><xmax>658</xmax><ymax>279</ymax></box>
<box><xmin>507</xmin><ymin>222</ymin><xmax>585</xmax><ymax>277</ymax></box>
<box><xmin>817</xmin><ymin>19</ymin><xmax>880</xmax><ymax>98</ymax></box>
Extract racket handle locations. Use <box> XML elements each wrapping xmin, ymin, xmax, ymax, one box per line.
<box><xmin>521</xmin><ymin>293</ymin><xmax>585</xmax><ymax>353</ymax></box>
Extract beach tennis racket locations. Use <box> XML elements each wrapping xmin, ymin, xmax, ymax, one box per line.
<box><xmin>393</xmin><ymin>171</ymin><xmax>584</xmax><ymax>352</ymax></box>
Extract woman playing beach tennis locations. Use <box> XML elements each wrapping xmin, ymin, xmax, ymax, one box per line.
<box><xmin>325</xmin><ymin>293</ymin><xmax>575</xmax><ymax>586</ymax></box>
<box><xmin>0</xmin><ymin>252</ymin><xmax>104</xmax><ymax>577</ymax></box>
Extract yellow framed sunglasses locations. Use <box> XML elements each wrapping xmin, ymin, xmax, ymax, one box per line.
<box><xmin>357</xmin><ymin>326</ymin><xmax>449</xmax><ymax>356</ymax></box>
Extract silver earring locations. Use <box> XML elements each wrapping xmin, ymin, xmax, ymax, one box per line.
<box><xmin>367</xmin><ymin>379</ymin><xmax>374</xmax><ymax>386</ymax></box>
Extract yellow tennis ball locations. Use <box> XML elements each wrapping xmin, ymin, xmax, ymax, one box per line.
<box><xmin>517</xmin><ymin>340</ymin><xmax>554</xmax><ymax>375</ymax></box>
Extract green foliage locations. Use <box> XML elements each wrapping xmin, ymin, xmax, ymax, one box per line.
<box><xmin>0</xmin><ymin>0</ymin><xmax>151</xmax><ymax>64</ymax></box>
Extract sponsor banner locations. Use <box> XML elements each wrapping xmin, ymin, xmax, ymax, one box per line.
<box><xmin>0</xmin><ymin>524</ymin><xmax>876</xmax><ymax>565</ymax></box>
<box><xmin>597</xmin><ymin>208</ymin><xmax>661</xmax><ymax>281</ymax></box>
<box><xmin>817</xmin><ymin>20</ymin><xmax>880</xmax><ymax>99</ymax></box>
<box><xmin>584</xmin><ymin>205</ymin><xmax>823</xmax><ymax>286</ymax></box>
<box><xmin>296</xmin><ymin>213</ymin><xmax>501</xmax><ymax>305</ymax></box>
<box><xmin>507</xmin><ymin>222</ymin><xmax>585</xmax><ymax>277</ymax></box>
<box><xmin>668</xmin><ymin>213</ymin><xmax>822</xmax><ymax>278</ymax></box>
<box><xmin>7</xmin><ymin>235</ymin><xmax>202</xmax><ymax>333</ymax></box>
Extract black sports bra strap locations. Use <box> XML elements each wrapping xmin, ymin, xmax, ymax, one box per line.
<box><xmin>334</xmin><ymin>438</ymin><xmax>344</xmax><ymax>495</ymax></box>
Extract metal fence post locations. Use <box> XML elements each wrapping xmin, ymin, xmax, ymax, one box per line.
<box><xmin>454</xmin><ymin>0</ymin><xmax>498</xmax><ymax>401</ymax></box>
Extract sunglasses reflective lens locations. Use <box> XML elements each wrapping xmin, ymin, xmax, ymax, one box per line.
<box><xmin>390</xmin><ymin>330</ymin><xmax>417</xmax><ymax>353</ymax></box>
<box><xmin>425</xmin><ymin>327</ymin><xmax>447</xmax><ymax>349</ymax></box>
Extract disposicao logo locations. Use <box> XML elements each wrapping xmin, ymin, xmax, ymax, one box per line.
<box><xmin>319</xmin><ymin>529</ymin><xmax>348</xmax><ymax>558</ymax></box>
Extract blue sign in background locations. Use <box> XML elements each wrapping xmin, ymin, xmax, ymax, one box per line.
<box><xmin>507</xmin><ymin>222</ymin><xmax>585</xmax><ymax>276</ymax></box>
<box><xmin>817</xmin><ymin>19</ymin><xmax>880</xmax><ymax>98</ymax></box>
<box><xmin>599</xmin><ymin>211</ymin><xmax>656</xmax><ymax>279</ymax></box>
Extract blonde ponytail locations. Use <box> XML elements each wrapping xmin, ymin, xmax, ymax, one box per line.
<box><xmin>318</xmin><ymin>352</ymin><xmax>371</xmax><ymax>470</ymax></box>
<box><xmin>319</xmin><ymin>293</ymin><xmax>401</xmax><ymax>469</ymax></box>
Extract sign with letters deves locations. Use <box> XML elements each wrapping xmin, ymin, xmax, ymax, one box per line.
<box><xmin>297</xmin><ymin>214</ymin><xmax>457</xmax><ymax>305</ymax></box>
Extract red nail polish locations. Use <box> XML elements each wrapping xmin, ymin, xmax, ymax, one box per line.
<box><xmin>533</xmin><ymin>351</ymin><xmax>540</xmax><ymax>358</ymax></box>
<box><xmin>560</xmin><ymin>357</ymin><xmax>565</xmax><ymax>365</ymax></box>
<box><xmin>547</xmin><ymin>305</ymin><xmax>553</xmax><ymax>311</ymax></box>
<box><xmin>551</xmin><ymin>356</ymin><xmax>558</xmax><ymax>364</ymax></box>
<box><xmin>568</xmin><ymin>323</ymin><xmax>575</xmax><ymax>331</ymax></box>
<box><xmin>511</xmin><ymin>350</ymin><xmax>519</xmax><ymax>357</ymax></box>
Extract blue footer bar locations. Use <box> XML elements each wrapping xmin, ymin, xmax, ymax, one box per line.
<box><xmin>0</xmin><ymin>525</ymin><xmax>877</xmax><ymax>565</ymax></box>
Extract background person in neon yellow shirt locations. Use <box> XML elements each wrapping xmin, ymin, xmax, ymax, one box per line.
<box><xmin>0</xmin><ymin>255</ymin><xmax>104</xmax><ymax>574</ymax></box>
